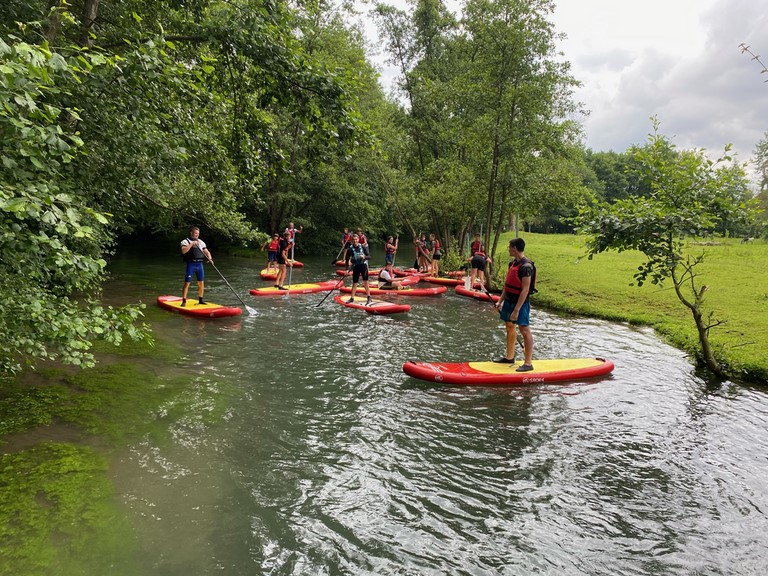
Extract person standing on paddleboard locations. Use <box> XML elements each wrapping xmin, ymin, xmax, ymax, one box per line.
<box><xmin>468</xmin><ymin>240</ymin><xmax>492</xmax><ymax>290</ymax></box>
<box><xmin>180</xmin><ymin>226</ymin><xmax>213</xmax><ymax>307</ymax></box>
<box><xmin>428</xmin><ymin>233</ymin><xmax>441</xmax><ymax>276</ymax></box>
<box><xmin>274</xmin><ymin>231</ymin><xmax>291</xmax><ymax>290</ymax></box>
<box><xmin>494</xmin><ymin>237</ymin><xmax>534</xmax><ymax>371</ymax></box>
<box><xmin>346</xmin><ymin>234</ymin><xmax>372</xmax><ymax>304</ymax></box>
<box><xmin>384</xmin><ymin>235</ymin><xmax>398</xmax><ymax>266</ymax></box>
<box><xmin>342</xmin><ymin>227</ymin><xmax>353</xmax><ymax>266</ymax></box>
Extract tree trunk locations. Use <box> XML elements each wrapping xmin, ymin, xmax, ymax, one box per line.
<box><xmin>80</xmin><ymin>0</ymin><xmax>101</xmax><ymax>47</ymax></box>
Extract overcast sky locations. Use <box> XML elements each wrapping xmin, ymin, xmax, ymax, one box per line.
<box><xmin>364</xmin><ymin>0</ymin><xmax>768</xmax><ymax>170</ymax></box>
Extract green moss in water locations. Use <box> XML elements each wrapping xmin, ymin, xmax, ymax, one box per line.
<box><xmin>0</xmin><ymin>443</ymin><xmax>138</xmax><ymax>575</ymax></box>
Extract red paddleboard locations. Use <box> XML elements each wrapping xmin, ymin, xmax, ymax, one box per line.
<box><xmin>336</xmin><ymin>268</ymin><xmax>381</xmax><ymax>277</ymax></box>
<box><xmin>393</xmin><ymin>268</ymin><xmax>425</xmax><ymax>277</ymax></box>
<box><xmin>333</xmin><ymin>295</ymin><xmax>411</xmax><ymax>315</ymax></box>
<box><xmin>287</xmin><ymin>260</ymin><xmax>304</xmax><ymax>267</ymax></box>
<box><xmin>403</xmin><ymin>358</ymin><xmax>615</xmax><ymax>386</ymax></box>
<box><xmin>249</xmin><ymin>281</ymin><xmax>338</xmax><ymax>296</ymax></box>
<box><xmin>454</xmin><ymin>285</ymin><xmax>499</xmax><ymax>302</ymax></box>
<box><xmin>422</xmin><ymin>276</ymin><xmax>463</xmax><ymax>286</ymax></box>
<box><xmin>260</xmin><ymin>268</ymin><xmax>278</xmax><ymax>280</ymax></box>
<box><xmin>339</xmin><ymin>285</ymin><xmax>447</xmax><ymax>297</ymax></box>
<box><xmin>157</xmin><ymin>295</ymin><xmax>242</xmax><ymax>318</ymax></box>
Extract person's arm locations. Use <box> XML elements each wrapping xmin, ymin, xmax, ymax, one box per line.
<box><xmin>181</xmin><ymin>240</ymin><xmax>192</xmax><ymax>255</ymax></box>
<box><xmin>203</xmin><ymin>247</ymin><xmax>213</xmax><ymax>262</ymax></box>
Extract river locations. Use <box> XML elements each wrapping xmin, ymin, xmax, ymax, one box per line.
<box><xmin>96</xmin><ymin>248</ymin><xmax>768</xmax><ymax>575</ymax></box>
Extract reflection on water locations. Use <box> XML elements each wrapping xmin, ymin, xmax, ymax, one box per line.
<box><xmin>102</xmin><ymin>253</ymin><xmax>768</xmax><ymax>575</ymax></box>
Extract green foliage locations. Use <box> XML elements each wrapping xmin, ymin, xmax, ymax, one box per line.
<box><xmin>572</xmin><ymin>120</ymin><xmax>758</xmax><ymax>375</ymax></box>
<box><xmin>0</xmin><ymin>37</ymin><xmax>151</xmax><ymax>376</ymax></box>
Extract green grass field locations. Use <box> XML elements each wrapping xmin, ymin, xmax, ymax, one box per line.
<box><xmin>488</xmin><ymin>233</ymin><xmax>768</xmax><ymax>383</ymax></box>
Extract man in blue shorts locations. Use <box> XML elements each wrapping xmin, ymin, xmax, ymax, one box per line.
<box><xmin>180</xmin><ymin>226</ymin><xmax>213</xmax><ymax>307</ymax></box>
<box><xmin>494</xmin><ymin>237</ymin><xmax>534</xmax><ymax>371</ymax></box>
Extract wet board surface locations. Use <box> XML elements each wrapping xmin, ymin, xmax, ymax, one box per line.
<box><xmin>403</xmin><ymin>358</ymin><xmax>615</xmax><ymax>386</ymax></box>
<box><xmin>157</xmin><ymin>295</ymin><xmax>242</xmax><ymax>318</ymax></box>
<box><xmin>454</xmin><ymin>285</ymin><xmax>500</xmax><ymax>302</ymax></box>
<box><xmin>249</xmin><ymin>281</ymin><xmax>338</xmax><ymax>296</ymax></box>
<box><xmin>333</xmin><ymin>295</ymin><xmax>411</xmax><ymax>315</ymax></box>
<box><xmin>339</xmin><ymin>285</ymin><xmax>446</xmax><ymax>297</ymax></box>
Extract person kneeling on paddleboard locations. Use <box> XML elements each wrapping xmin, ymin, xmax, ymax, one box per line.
<box><xmin>181</xmin><ymin>226</ymin><xmax>213</xmax><ymax>307</ymax></box>
<box><xmin>346</xmin><ymin>234</ymin><xmax>372</xmax><ymax>304</ymax></box>
<box><xmin>378</xmin><ymin>261</ymin><xmax>404</xmax><ymax>290</ymax></box>
<box><xmin>494</xmin><ymin>237</ymin><xmax>534</xmax><ymax>371</ymax></box>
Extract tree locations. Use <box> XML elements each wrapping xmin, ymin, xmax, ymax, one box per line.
<box><xmin>0</xmin><ymin>38</ymin><xmax>149</xmax><ymax>376</ymax></box>
<box><xmin>574</xmin><ymin>120</ymin><xmax>757</xmax><ymax>377</ymax></box>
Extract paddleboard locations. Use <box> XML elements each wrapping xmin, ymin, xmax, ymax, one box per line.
<box><xmin>249</xmin><ymin>281</ymin><xmax>338</xmax><ymax>296</ymax></box>
<box><xmin>157</xmin><ymin>295</ymin><xmax>242</xmax><ymax>318</ymax></box>
<box><xmin>333</xmin><ymin>295</ymin><xmax>411</xmax><ymax>315</ymax></box>
<box><xmin>287</xmin><ymin>259</ymin><xmax>304</xmax><ymax>267</ymax></box>
<box><xmin>422</xmin><ymin>276</ymin><xmax>463</xmax><ymax>286</ymax></box>
<box><xmin>454</xmin><ymin>285</ymin><xmax>499</xmax><ymax>302</ymax></box>
<box><xmin>403</xmin><ymin>358</ymin><xmax>615</xmax><ymax>386</ymax></box>
<box><xmin>339</xmin><ymin>285</ymin><xmax>447</xmax><ymax>297</ymax></box>
<box><xmin>393</xmin><ymin>268</ymin><xmax>425</xmax><ymax>277</ymax></box>
<box><xmin>260</xmin><ymin>268</ymin><xmax>278</xmax><ymax>280</ymax></box>
<box><xmin>336</xmin><ymin>268</ymin><xmax>381</xmax><ymax>277</ymax></box>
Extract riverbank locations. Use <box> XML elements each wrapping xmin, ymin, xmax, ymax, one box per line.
<box><xmin>490</xmin><ymin>232</ymin><xmax>768</xmax><ymax>383</ymax></box>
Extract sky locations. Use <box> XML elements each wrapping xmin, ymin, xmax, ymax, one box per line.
<box><xmin>361</xmin><ymin>0</ymin><xmax>768</xmax><ymax>172</ymax></box>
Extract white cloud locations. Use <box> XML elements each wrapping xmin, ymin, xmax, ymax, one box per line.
<box><xmin>553</xmin><ymin>0</ymin><xmax>768</xmax><ymax>166</ymax></box>
<box><xmin>361</xmin><ymin>0</ymin><xmax>768</xmax><ymax>172</ymax></box>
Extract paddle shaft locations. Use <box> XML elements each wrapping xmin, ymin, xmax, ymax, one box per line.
<box><xmin>316</xmin><ymin>268</ymin><xmax>351</xmax><ymax>307</ymax></box>
<box><xmin>207</xmin><ymin>260</ymin><xmax>257</xmax><ymax>315</ymax></box>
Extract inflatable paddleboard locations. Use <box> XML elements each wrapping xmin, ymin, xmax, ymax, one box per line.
<box><xmin>422</xmin><ymin>276</ymin><xmax>463</xmax><ymax>286</ymax></box>
<box><xmin>333</xmin><ymin>295</ymin><xmax>411</xmax><ymax>315</ymax></box>
<box><xmin>287</xmin><ymin>259</ymin><xmax>304</xmax><ymax>267</ymax></box>
<box><xmin>157</xmin><ymin>295</ymin><xmax>242</xmax><ymax>318</ymax></box>
<box><xmin>339</xmin><ymin>285</ymin><xmax>447</xmax><ymax>297</ymax></box>
<box><xmin>249</xmin><ymin>281</ymin><xmax>338</xmax><ymax>296</ymax></box>
<box><xmin>454</xmin><ymin>285</ymin><xmax>499</xmax><ymax>302</ymax></box>
<box><xmin>403</xmin><ymin>358</ymin><xmax>614</xmax><ymax>386</ymax></box>
<box><xmin>260</xmin><ymin>268</ymin><xmax>278</xmax><ymax>280</ymax></box>
<box><xmin>336</xmin><ymin>268</ymin><xmax>381</xmax><ymax>277</ymax></box>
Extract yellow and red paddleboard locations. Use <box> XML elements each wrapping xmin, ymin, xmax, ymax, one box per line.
<box><xmin>403</xmin><ymin>358</ymin><xmax>614</xmax><ymax>386</ymax></box>
<box><xmin>157</xmin><ymin>295</ymin><xmax>242</xmax><ymax>318</ymax></box>
<box><xmin>249</xmin><ymin>281</ymin><xmax>339</xmax><ymax>296</ymax></box>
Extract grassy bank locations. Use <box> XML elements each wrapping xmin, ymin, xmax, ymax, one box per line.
<box><xmin>488</xmin><ymin>232</ymin><xmax>768</xmax><ymax>383</ymax></box>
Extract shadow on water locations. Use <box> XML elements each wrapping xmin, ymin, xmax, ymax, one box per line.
<box><xmin>85</xmin><ymin>252</ymin><xmax>768</xmax><ymax>575</ymax></box>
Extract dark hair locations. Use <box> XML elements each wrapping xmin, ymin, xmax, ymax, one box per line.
<box><xmin>509</xmin><ymin>237</ymin><xmax>525</xmax><ymax>251</ymax></box>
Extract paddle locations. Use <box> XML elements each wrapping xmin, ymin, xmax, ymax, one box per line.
<box><xmin>479</xmin><ymin>283</ymin><xmax>524</xmax><ymax>348</ymax></box>
<box><xmin>207</xmin><ymin>260</ymin><xmax>257</xmax><ymax>316</ymax></box>
<box><xmin>331</xmin><ymin>243</ymin><xmax>345</xmax><ymax>266</ymax></box>
<box><xmin>316</xmin><ymin>268</ymin><xmax>351</xmax><ymax>307</ymax></box>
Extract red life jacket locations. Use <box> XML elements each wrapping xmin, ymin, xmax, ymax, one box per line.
<box><xmin>268</xmin><ymin>239</ymin><xmax>279</xmax><ymax>252</ymax></box>
<box><xmin>504</xmin><ymin>258</ymin><xmax>535</xmax><ymax>297</ymax></box>
<box><xmin>470</xmin><ymin>240</ymin><xmax>482</xmax><ymax>255</ymax></box>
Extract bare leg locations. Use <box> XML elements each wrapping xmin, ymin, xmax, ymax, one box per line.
<box><xmin>519</xmin><ymin>325</ymin><xmax>533</xmax><ymax>365</ymax></box>
<box><xmin>504</xmin><ymin>322</ymin><xmax>517</xmax><ymax>361</ymax></box>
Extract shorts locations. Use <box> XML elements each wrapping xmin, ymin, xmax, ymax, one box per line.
<box><xmin>184</xmin><ymin>261</ymin><xmax>205</xmax><ymax>283</ymax></box>
<box><xmin>385</xmin><ymin>253</ymin><xmax>394</xmax><ymax>264</ymax></box>
<box><xmin>500</xmin><ymin>298</ymin><xmax>530</xmax><ymax>326</ymax></box>
<box><xmin>352</xmin><ymin>264</ymin><xmax>369</xmax><ymax>284</ymax></box>
<box><xmin>471</xmin><ymin>256</ymin><xmax>486</xmax><ymax>271</ymax></box>
<box><xmin>267</xmin><ymin>251</ymin><xmax>277</xmax><ymax>262</ymax></box>
<box><xmin>378</xmin><ymin>282</ymin><xmax>396</xmax><ymax>290</ymax></box>
<box><xmin>432</xmin><ymin>253</ymin><xmax>441</xmax><ymax>260</ymax></box>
